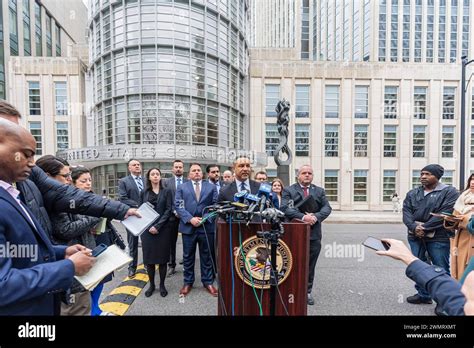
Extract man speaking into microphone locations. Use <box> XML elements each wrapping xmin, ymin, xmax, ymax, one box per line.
<box><xmin>281</xmin><ymin>165</ymin><xmax>332</xmax><ymax>306</ymax></box>
<box><xmin>218</xmin><ymin>156</ymin><xmax>261</xmax><ymax>202</ymax></box>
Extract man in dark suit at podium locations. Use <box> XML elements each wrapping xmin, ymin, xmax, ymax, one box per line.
<box><xmin>281</xmin><ymin>165</ymin><xmax>332</xmax><ymax>306</ymax></box>
<box><xmin>118</xmin><ymin>159</ymin><xmax>146</xmax><ymax>278</ymax></box>
<box><xmin>218</xmin><ymin>156</ymin><xmax>260</xmax><ymax>202</ymax></box>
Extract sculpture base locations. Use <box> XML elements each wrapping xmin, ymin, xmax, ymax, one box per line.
<box><xmin>277</xmin><ymin>165</ymin><xmax>290</xmax><ymax>187</ymax></box>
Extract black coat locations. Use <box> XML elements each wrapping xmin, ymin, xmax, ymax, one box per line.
<box><xmin>217</xmin><ymin>180</ymin><xmax>261</xmax><ymax>203</ymax></box>
<box><xmin>281</xmin><ymin>183</ymin><xmax>332</xmax><ymax>241</ymax></box>
<box><xmin>403</xmin><ymin>183</ymin><xmax>460</xmax><ymax>241</ymax></box>
<box><xmin>17</xmin><ymin>166</ymin><xmax>130</xmax><ymax>241</ymax></box>
<box><xmin>163</xmin><ymin>176</ymin><xmax>188</xmax><ymax>221</ymax></box>
<box><xmin>139</xmin><ymin>187</ymin><xmax>173</xmax><ymax>264</ymax></box>
<box><xmin>118</xmin><ymin>175</ymin><xmax>146</xmax><ymax>208</ymax></box>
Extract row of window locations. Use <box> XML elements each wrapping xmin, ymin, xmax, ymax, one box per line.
<box><xmin>265</xmin><ymin>84</ymin><xmax>459</xmax><ymax>119</ymax></box>
<box><xmin>9</xmin><ymin>0</ymin><xmax>61</xmax><ymax>57</ymax></box>
<box><xmin>27</xmin><ymin>81</ymin><xmax>68</xmax><ymax>116</ymax></box>
<box><xmin>265</xmin><ymin>123</ymin><xmax>460</xmax><ymax>158</ymax></box>
<box><xmin>275</xmin><ymin>168</ymin><xmax>454</xmax><ymax>203</ymax></box>
<box><xmin>28</xmin><ymin>121</ymin><xmax>69</xmax><ymax>155</ymax></box>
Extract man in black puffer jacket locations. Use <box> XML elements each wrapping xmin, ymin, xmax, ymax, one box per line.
<box><xmin>0</xmin><ymin>102</ymin><xmax>139</xmax><ymax>240</ymax></box>
<box><xmin>402</xmin><ymin>164</ymin><xmax>459</xmax><ymax>315</ymax></box>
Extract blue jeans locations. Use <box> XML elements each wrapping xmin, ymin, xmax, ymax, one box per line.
<box><xmin>408</xmin><ymin>239</ymin><xmax>450</xmax><ymax>300</ymax></box>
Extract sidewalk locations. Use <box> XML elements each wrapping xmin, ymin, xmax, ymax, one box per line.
<box><xmin>326</xmin><ymin>210</ymin><xmax>403</xmax><ymax>224</ymax></box>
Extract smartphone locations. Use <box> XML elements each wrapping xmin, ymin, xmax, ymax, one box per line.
<box><xmin>362</xmin><ymin>237</ymin><xmax>390</xmax><ymax>251</ymax></box>
<box><xmin>91</xmin><ymin>243</ymin><xmax>108</xmax><ymax>257</ymax></box>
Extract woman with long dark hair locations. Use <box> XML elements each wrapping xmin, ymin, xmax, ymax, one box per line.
<box><xmin>141</xmin><ymin>167</ymin><xmax>172</xmax><ymax>297</ymax></box>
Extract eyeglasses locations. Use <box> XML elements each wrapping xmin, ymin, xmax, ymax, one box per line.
<box><xmin>59</xmin><ymin>172</ymin><xmax>72</xmax><ymax>179</ymax></box>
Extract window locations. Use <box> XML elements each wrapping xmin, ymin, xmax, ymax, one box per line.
<box><xmin>414</xmin><ymin>87</ymin><xmax>427</xmax><ymax>119</ymax></box>
<box><xmin>383</xmin><ymin>170</ymin><xmax>397</xmax><ymax>202</ymax></box>
<box><xmin>265</xmin><ymin>123</ymin><xmax>279</xmax><ymax>156</ymax></box>
<box><xmin>441</xmin><ymin>126</ymin><xmax>455</xmax><ymax>158</ymax></box>
<box><xmin>412</xmin><ymin>170</ymin><xmax>421</xmax><ymax>189</ymax></box>
<box><xmin>265</xmin><ymin>84</ymin><xmax>280</xmax><ymax>117</ymax></box>
<box><xmin>55</xmin><ymin>24</ymin><xmax>61</xmax><ymax>56</ymax></box>
<box><xmin>413</xmin><ymin>125</ymin><xmax>426</xmax><ymax>157</ymax></box>
<box><xmin>9</xmin><ymin>0</ymin><xmax>18</xmax><ymax>55</ymax></box>
<box><xmin>325</xmin><ymin>86</ymin><xmax>339</xmax><ymax>118</ymax></box>
<box><xmin>55</xmin><ymin>82</ymin><xmax>67</xmax><ymax>115</ymax></box>
<box><xmin>383</xmin><ymin>125</ymin><xmax>397</xmax><ymax>157</ymax></box>
<box><xmin>28</xmin><ymin>81</ymin><xmax>40</xmax><ymax>115</ymax></box>
<box><xmin>442</xmin><ymin>87</ymin><xmax>456</xmax><ymax>119</ymax></box>
<box><xmin>301</xmin><ymin>0</ymin><xmax>310</xmax><ymax>59</ymax></box>
<box><xmin>35</xmin><ymin>2</ymin><xmax>42</xmax><ymax>56</ymax></box>
<box><xmin>354</xmin><ymin>125</ymin><xmax>368</xmax><ymax>157</ymax></box>
<box><xmin>295</xmin><ymin>85</ymin><xmax>310</xmax><ymax>117</ymax></box>
<box><xmin>384</xmin><ymin>86</ymin><xmax>398</xmax><ymax>119</ymax></box>
<box><xmin>45</xmin><ymin>15</ymin><xmax>52</xmax><ymax>56</ymax></box>
<box><xmin>295</xmin><ymin>124</ymin><xmax>310</xmax><ymax>156</ymax></box>
<box><xmin>324</xmin><ymin>170</ymin><xmax>339</xmax><ymax>202</ymax></box>
<box><xmin>29</xmin><ymin>122</ymin><xmax>42</xmax><ymax>155</ymax></box>
<box><xmin>325</xmin><ymin>125</ymin><xmax>339</xmax><ymax>157</ymax></box>
<box><xmin>354</xmin><ymin>170</ymin><xmax>368</xmax><ymax>202</ymax></box>
<box><xmin>355</xmin><ymin>86</ymin><xmax>368</xmax><ymax>118</ymax></box>
<box><xmin>23</xmin><ymin>0</ymin><xmax>31</xmax><ymax>56</ymax></box>
<box><xmin>56</xmin><ymin>122</ymin><xmax>69</xmax><ymax>151</ymax></box>
<box><xmin>471</xmin><ymin>87</ymin><xmax>474</xmax><ymax>119</ymax></box>
<box><xmin>442</xmin><ymin>170</ymin><xmax>454</xmax><ymax>186</ymax></box>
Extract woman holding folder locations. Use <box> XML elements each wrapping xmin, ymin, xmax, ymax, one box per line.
<box><xmin>140</xmin><ymin>167</ymin><xmax>173</xmax><ymax>297</ymax></box>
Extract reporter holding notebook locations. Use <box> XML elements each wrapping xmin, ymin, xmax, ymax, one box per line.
<box><xmin>280</xmin><ymin>165</ymin><xmax>332</xmax><ymax>306</ymax></box>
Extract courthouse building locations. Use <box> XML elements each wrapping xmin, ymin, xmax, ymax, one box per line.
<box><xmin>250</xmin><ymin>0</ymin><xmax>474</xmax><ymax>210</ymax></box>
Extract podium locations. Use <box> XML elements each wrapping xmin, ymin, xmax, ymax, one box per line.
<box><xmin>216</xmin><ymin>220</ymin><xmax>310</xmax><ymax>316</ymax></box>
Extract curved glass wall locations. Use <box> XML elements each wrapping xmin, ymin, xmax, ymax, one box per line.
<box><xmin>89</xmin><ymin>0</ymin><xmax>249</xmax><ymax>150</ymax></box>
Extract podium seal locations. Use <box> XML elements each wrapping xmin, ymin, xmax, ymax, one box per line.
<box><xmin>234</xmin><ymin>236</ymin><xmax>293</xmax><ymax>289</ymax></box>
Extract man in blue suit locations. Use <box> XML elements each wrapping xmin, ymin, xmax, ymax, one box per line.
<box><xmin>0</xmin><ymin>120</ymin><xmax>95</xmax><ymax>315</ymax></box>
<box><xmin>175</xmin><ymin>163</ymin><xmax>218</xmax><ymax>297</ymax></box>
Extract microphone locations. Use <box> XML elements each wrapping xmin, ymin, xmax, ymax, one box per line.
<box><xmin>257</xmin><ymin>183</ymin><xmax>272</xmax><ymax>213</ymax></box>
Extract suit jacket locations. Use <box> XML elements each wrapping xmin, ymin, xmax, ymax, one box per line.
<box><xmin>217</xmin><ymin>180</ymin><xmax>261</xmax><ymax>203</ymax></box>
<box><xmin>140</xmin><ymin>188</ymin><xmax>172</xmax><ymax>231</ymax></box>
<box><xmin>281</xmin><ymin>183</ymin><xmax>332</xmax><ymax>240</ymax></box>
<box><xmin>0</xmin><ymin>187</ymin><xmax>75</xmax><ymax>315</ymax></box>
<box><xmin>164</xmin><ymin>176</ymin><xmax>188</xmax><ymax>221</ymax></box>
<box><xmin>118</xmin><ymin>174</ymin><xmax>146</xmax><ymax>208</ymax></box>
<box><xmin>175</xmin><ymin>180</ymin><xmax>218</xmax><ymax>234</ymax></box>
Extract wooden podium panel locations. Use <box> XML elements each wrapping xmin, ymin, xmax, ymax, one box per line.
<box><xmin>216</xmin><ymin>220</ymin><xmax>310</xmax><ymax>316</ymax></box>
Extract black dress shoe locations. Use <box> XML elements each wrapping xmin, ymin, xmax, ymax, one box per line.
<box><xmin>435</xmin><ymin>303</ymin><xmax>447</xmax><ymax>316</ymax></box>
<box><xmin>307</xmin><ymin>293</ymin><xmax>315</xmax><ymax>306</ymax></box>
<box><xmin>160</xmin><ymin>285</ymin><xmax>168</xmax><ymax>297</ymax></box>
<box><xmin>145</xmin><ymin>285</ymin><xmax>155</xmax><ymax>297</ymax></box>
<box><xmin>406</xmin><ymin>294</ymin><xmax>433</xmax><ymax>304</ymax></box>
<box><xmin>128</xmin><ymin>268</ymin><xmax>136</xmax><ymax>278</ymax></box>
<box><xmin>167</xmin><ymin>267</ymin><xmax>176</xmax><ymax>277</ymax></box>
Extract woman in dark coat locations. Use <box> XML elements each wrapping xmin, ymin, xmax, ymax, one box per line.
<box><xmin>140</xmin><ymin>167</ymin><xmax>172</xmax><ymax>297</ymax></box>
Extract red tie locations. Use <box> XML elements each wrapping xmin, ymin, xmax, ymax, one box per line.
<box><xmin>303</xmin><ymin>187</ymin><xmax>309</xmax><ymax>198</ymax></box>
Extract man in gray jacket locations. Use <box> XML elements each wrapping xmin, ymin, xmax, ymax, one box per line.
<box><xmin>281</xmin><ymin>165</ymin><xmax>332</xmax><ymax>306</ymax></box>
<box><xmin>403</xmin><ymin>164</ymin><xmax>459</xmax><ymax>315</ymax></box>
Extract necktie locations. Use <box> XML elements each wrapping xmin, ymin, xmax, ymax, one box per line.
<box><xmin>177</xmin><ymin>177</ymin><xmax>182</xmax><ymax>188</ymax></box>
<box><xmin>240</xmin><ymin>181</ymin><xmax>247</xmax><ymax>192</ymax></box>
<box><xmin>215</xmin><ymin>181</ymin><xmax>220</xmax><ymax>193</ymax></box>
<box><xmin>136</xmin><ymin>176</ymin><xmax>143</xmax><ymax>191</ymax></box>
<box><xmin>303</xmin><ymin>186</ymin><xmax>309</xmax><ymax>198</ymax></box>
<box><xmin>194</xmin><ymin>181</ymin><xmax>201</xmax><ymax>201</ymax></box>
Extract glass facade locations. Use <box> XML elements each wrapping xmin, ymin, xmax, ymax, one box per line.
<box><xmin>90</xmin><ymin>0</ymin><xmax>249</xmax><ymax>150</ymax></box>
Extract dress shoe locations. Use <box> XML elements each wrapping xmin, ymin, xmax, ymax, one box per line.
<box><xmin>145</xmin><ymin>284</ymin><xmax>155</xmax><ymax>297</ymax></box>
<box><xmin>160</xmin><ymin>285</ymin><xmax>168</xmax><ymax>297</ymax></box>
<box><xmin>435</xmin><ymin>303</ymin><xmax>447</xmax><ymax>316</ymax></box>
<box><xmin>128</xmin><ymin>268</ymin><xmax>136</xmax><ymax>278</ymax></box>
<box><xmin>307</xmin><ymin>293</ymin><xmax>315</xmax><ymax>306</ymax></box>
<box><xmin>204</xmin><ymin>284</ymin><xmax>218</xmax><ymax>297</ymax></box>
<box><xmin>167</xmin><ymin>267</ymin><xmax>176</xmax><ymax>277</ymax></box>
<box><xmin>180</xmin><ymin>285</ymin><xmax>192</xmax><ymax>296</ymax></box>
<box><xmin>406</xmin><ymin>294</ymin><xmax>433</xmax><ymax>304</ymax></box>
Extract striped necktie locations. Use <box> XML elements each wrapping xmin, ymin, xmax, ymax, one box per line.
<box><xmin>135</xmin><ymin>176</ymin><xmax>143</xmax><ymax>192</ymax></box>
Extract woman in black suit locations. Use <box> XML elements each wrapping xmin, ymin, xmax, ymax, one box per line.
<box><xmin>140</xmin><ymin>167</ymin><xmax>172</xmax><ymax>297</ymax></box>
